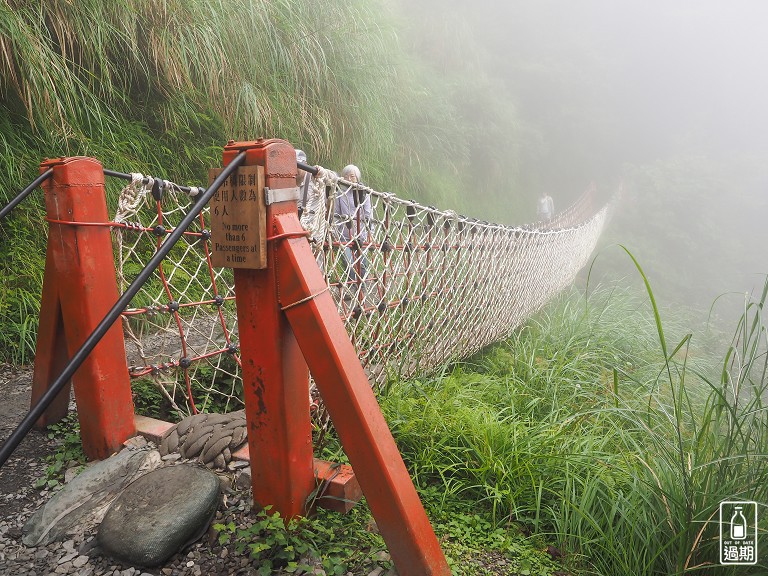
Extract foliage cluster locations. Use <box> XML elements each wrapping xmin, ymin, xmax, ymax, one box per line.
<box><xmin>0</xmin><ymin>0</ymin><xmax>522</xmax><ymax>364</ymax></box>
<box><xmin>213</xmin><ymin>496</ymin><xmax>563</xmax><ymax>576</ymax></box>
<box><xmin>213</xmin><ymin>507</ymin><xmax>352</xmax><ymax>575</ymax></box>
<box><xmin>378</xmin><ymin>274</ymin><xmax>768</xmax><ymax>575</ymax></box>
<box><xmin>33</xmin><ymin>412</ymin><xmax>86</xmax><ymax>490</ymax></box>
<box><xmin>597</xmin><ymin>155</ymin><xmax>768</xmax><ymax>326</ymax></box>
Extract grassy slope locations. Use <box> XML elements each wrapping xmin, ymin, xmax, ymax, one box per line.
<box><xmin>0</xmin><ymin>0</ymin><xmax>522</xmax><ymax>363</ymax></box>
<box><xmin>378</xmin><ymin>279</ymin><xmax>768</xmax><ymax>575</ymax></box>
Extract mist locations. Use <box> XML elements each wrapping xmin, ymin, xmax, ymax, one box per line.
<box><xmin>405</xmin><ymin>0</ymin><xmax>768</xmax><ymax>324</ymax></box>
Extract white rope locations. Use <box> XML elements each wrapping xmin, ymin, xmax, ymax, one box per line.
<box><xmin>300</xmin><ymin>166</ymin><xmax>335</xmax><ymax>244</ymax></box>
<box><xmin>114</xmin><ymin>173</ymin><xmax>150</xmax><ymax>224</ymax></box>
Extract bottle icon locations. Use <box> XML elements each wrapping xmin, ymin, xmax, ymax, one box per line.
<box><xmin>731</xmin><ymin>506</ymin><xmax>747</xmax><ymax>540</ymax></box>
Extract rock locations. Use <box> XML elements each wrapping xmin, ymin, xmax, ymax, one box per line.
<box><xmin>73</xmin><ymin>554</ymin><xmax>89</xmax><ymax>568</ymax></box>
<box><xmin>367</xmin><ymin>568</ymin><xmax>384</xmax><ymax>576</ymax></box>
<box><xmin>64</xmin><ymin>466</ymin><xmax>81</xmax><ymax>484</ymax></box>
<box><xmin>124</xmin><ymin>436</ymin><xmax>149</xmax><ymax>450</ymax></box>
<box><xmin>235</xmin><ymin>467</ymin><xmax>252</xmax><ymax>490</ymax></box>
<box><xmin>217</xmin><ymin>475</ymin><xmax>232</xmax><ymax>492</ymax></box>
<box><xmin>58</xmin><ymin>551</ymin><xmax>78</xmax><ymax>564</ymax></box>
<box><xmin>375</xmin><ymin>550</ymin><xmax>391</xmax><ymax>562</ymax></box>
<box><xmin>98</xmin><ymin>464</ymin><xmax>220</xmax><ymax>566</ymax></box>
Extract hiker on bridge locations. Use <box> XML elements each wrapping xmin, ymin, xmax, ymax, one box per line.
<box><xmin>335</xmin><ymin>164</ymin><xmax>371</xmax><ymax>291</ymax></box>
<box><xmin>295</xmin><ymin>148</ymin><xmax>311</xmax><ymax>217</ymax></box>
<box><xmin>537</xmin><ymin>191</ymin><xmax>555</xmax><ymax>222</ymax></box>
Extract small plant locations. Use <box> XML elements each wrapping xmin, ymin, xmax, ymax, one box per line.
<box><xmin>34</xmin><ymin>413</ymin><xmax>86</xmax><ymax>489</ymax></box>
<box><xmin>213</xmin><ymin>503</ymin><xmax>398</xmax><ymax>575</ymax></box>
<box><xmin>214</xmin><ymin>507</ymin><xmax>333</xmax><ymax>575</ymax></box>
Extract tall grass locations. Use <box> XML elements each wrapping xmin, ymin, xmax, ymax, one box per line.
<box><xmin>381</xmin><ymin>278</ymin><xmax>768</xmax><ymax>575</ymax></box>
<box><xmin>0</xmin><ymin>0</ymin><xmax>485</xmax><ymax>199</ymax></box>
<box><xmin>0</xmin><ymin>0</ymin><xmax>522</xmax><ymax>363</ymax></box>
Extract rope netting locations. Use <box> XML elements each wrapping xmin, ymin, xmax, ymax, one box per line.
<box><xmin>107</xmin><ymin>166</ymin><xmax>611</xmax><ymax>418</ymax></box>
<box><xmin>111</xmin><ymin>175</ymin><xmax>241</xmax><ymax>416</ymax></box>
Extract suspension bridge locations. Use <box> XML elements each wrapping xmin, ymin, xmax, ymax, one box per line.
<box><xmin>0</xmin><ymin>139</ymin><xmax>613</xmax><ymax>575</ymax></box>
<box><xmin>110</xmin><ymin>155</ymin><xmax>610</xmax><ymax>416</ymax></box>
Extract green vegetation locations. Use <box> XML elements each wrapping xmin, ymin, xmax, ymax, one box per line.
<box><xmin>213</xmin><ymin>498</ymin><xmax>563</xmax><ymax>575</ymax></box>
<box><xmin>34</xmin><ymin>413</ymin><xmax>86</xmax><ymax>490</ymax></box>
<box><xmin>30</xmin><ymin>271</ymin><xmax>768</xmax><ymax>574</ymax></box>
<box><xmin>0</xmin><ymin>0</ymin><xmax>522</xmax><ymax>364</ymax></box>
<box><xmin>213</xmin><ymin>505</ymin><xmax>387</xmax><ymax>576</ymax></box>
<box><xmin>373</xmin><ymin>273</ymin><xmax>768</xmax><ymax>574</ymax></box>
<box><xmin>595</xmin><ymin>155</ymin><xmax>768</xmax><ymax>324</ymax></box>
<box><xmin>5</xmin><ymin>2</ymin><xmax>766</xmax><ymax>575</ymax></box>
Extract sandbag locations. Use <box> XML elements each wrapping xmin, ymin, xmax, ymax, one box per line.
<box><xmin>22</xmin><ymin>447</ymin><xmax>160</xmax><ymax>547</ymax></box>
<box><xmin>97</xmin><ymin>464</ymin><xmax>220</xmax><ymax>566</ymax></box>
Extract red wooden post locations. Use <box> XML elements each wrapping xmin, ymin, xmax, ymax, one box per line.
<box><xmin>218</xmin><ymin>140</ymin><xmax>449</xmax><ymax>573</ymax></box>
<box><xmin>222</xmin><ymin>140</ymin><xmax>315</xmax><ymax>519</ymax></box>
<box><xmin>31</xmin><ymin>157</ymin><xmax>136</xmax><ymax>460</ymax></box>
<box><xmin>271</xmin><ymin>211</ymin><xmax>451</xmax><ymax>576</ymax></box>
<box><xmin>30</xmin><ymin>240</ymin><xmax>71</xmax><ymax>428</ymax></box>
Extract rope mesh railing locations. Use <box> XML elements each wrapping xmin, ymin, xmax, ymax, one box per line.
<box><xmin>108</xmin><ymin>175</ymin><xmax>241</xmax><ymax>417</ymax></box>
<box><xmin>109</xmin><ymin>165</ymin><xmax>611</xmax><ymax>418</ymax></box>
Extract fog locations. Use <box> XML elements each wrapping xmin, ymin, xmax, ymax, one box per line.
<box><xmin>419</xmin><ymin>1</ymin><xmax>768</xmax><ymax>325</ymax></box>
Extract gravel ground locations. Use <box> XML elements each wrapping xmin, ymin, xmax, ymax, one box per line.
<box><xmin>0</xmin><ymin>364</ymin><xmax>570</xmax><ymax>576</ymax></box>
<box><xmin>0</xmin><ymin>365</ymin><xmax>399</xmax><ymax>576</ymax></box>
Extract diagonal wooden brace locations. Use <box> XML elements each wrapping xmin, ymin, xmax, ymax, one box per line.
<box><xmin>272</xmin><ymin>211</ymin><xmax>450</xmax><ymax>576</ymax></box>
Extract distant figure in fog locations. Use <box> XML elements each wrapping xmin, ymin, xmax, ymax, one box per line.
<box><xmin>294</xmin><ymin>148</ymin><xmax>311</xmax><ymax>216</ymax></box>
<box><xmin>537</xmin><ymin>191</ymin><xmax>554</xmax><ymax>222</ymax></box>
<box><xmin>335</xmin><ymin>164</ymin><xmax>371</xmax><ymax>289</ymax></box>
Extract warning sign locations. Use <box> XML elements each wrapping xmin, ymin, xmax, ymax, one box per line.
<box><xmin>208</xmin><ymin>165</ymin><xmax>266</xmax><ymax>269</ymax></box>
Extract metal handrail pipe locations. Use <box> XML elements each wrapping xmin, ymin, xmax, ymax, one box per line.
<box><xmin>0</xmin><ymin>169</ymin><xmax>53</xmax><ymax>221</ymax></box>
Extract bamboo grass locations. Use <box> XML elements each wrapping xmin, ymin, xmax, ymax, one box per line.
<box><xmin>381</xmin><ymin>278</ymin><xmax>768</xmax><ymax>575</ymax></box>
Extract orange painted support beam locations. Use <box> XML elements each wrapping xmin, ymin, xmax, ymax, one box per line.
<box><xmin>31</xmin><ymin>157</ymin><xmax>136</xmax><ymax>460</ymax></box>
<box><xmin>272</xmin><ymin>211</ymin><xmax>451</xmax><ymax>575</ymax></box>
<box><xmin>310</xmin><ymin>459</ymin><xmax>362</xmax><ymax>514</ymax></box>
<box><xmin>133</xmin><ymin>414</ymin><xmax>175</xmax><ymax>443</ymax></box>
<box><xmin>223</xmin><ymin>140</ymin><xmax>315</xmax><ymax>520</ymax></box>
<box><xmin>217</xmin><ymin>140</ymin><xmax>448</xmax><ymax>573</ymax></box>
<box><xmin>30</xmin><ymin>240</ymin><xmax>72</xmax><ymax>428</ymax></box>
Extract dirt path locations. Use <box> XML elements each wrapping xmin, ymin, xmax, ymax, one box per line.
<box><xmin>0</xmin><ymin>366</ymin><xmax>395</xmax><ymax>576</ymax></box>
<box><xmin>0</xmin><ymin>365</ymin><xmax>56</xmax><ymax>517</ymax></box>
